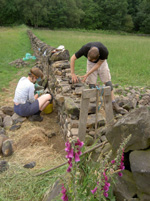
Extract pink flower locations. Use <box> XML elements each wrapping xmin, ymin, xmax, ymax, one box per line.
<box><xmin>118</xmin><ymin>172</ymin><xmax>123</xmax><ymax>177</ymax></box>
<box><xmin>111</xmin><ymin>160</ymin><xmax>115</xmax><ymax>164</ymax></box>
<box><xmin>103</xmin><ymin>192</ymin><xmax>108</xmax><ymax>197</ymax></box>
<box><xmin>75</xmin><ymin>152</ymin><xmax>80</xmax><ymax>162</ymax></box>
<box><xmin>65</xmin><ymin>141</ymin><xmax>71</xmax><ymax>152</ymax></box>
<box><xmin>75</xmin><ymin>139</ymin><xmax>84</xmax><ymax>148</ymax></box>
<box><xmin>68</xmin><ymin>148</ymin><xmax>74</xmax><ymax>158</ymax></box>
<box><xmin>91</xmin><ymin>187</ymin><xmax>98</xmax><ymax>194</ymax></box>
<box><xmin>61</xmin><ymin>184</ymin><xmax>68</xmax><ymax>201</ymax></box>
<box><xmin>67</xmin><ymin>167</ymin><xmax>71</xmax><ymax>172</ymax></box>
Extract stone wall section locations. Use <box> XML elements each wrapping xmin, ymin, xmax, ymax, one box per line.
<box><xmin>27</xmin><ymin>30</ymin><xmax>106</xmax><ymax>143</ymax></box>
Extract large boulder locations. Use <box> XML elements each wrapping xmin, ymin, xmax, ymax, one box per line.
<box><xmin>130</xmin><ymin>150</ymin><xmax>150</xmax><ymax>200</ymax></box>
<box><xmin>114</xmin><ymin>170</ymin><xmax>137</xmax><ymax>201</ymax></box>
<box><xmin>106</xmin><ymin>107</ymin><xmax>150</xmax><ymax>152</ymax></box>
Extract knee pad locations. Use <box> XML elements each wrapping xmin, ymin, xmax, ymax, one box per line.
<box><xmin>105</xmin><ymin>81</ymin><xmax>113</xmax><ymax>91</ymax></box>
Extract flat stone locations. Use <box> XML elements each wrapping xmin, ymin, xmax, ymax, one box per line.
<box><xmin>71</xmin><ymin>128</ymin><xmax>78</xmax><ymax>136</ymax></box>
<box><xmin>3</xmin><ymin>116</ymin><xmax>13</xmax><ymax>128</ymax></box>
<box><xmin>9</xmin><ymin>124</ymin><xmax>21</xmax><ymax>131</ymax></box>
<box><xmin>12</xmin><ymin>113</ymin><xmax>26</xmax><ymax>123</ymax></box>
<box><xmin>23</xmin><ymin>161</ymin><xmax>36</xmax><ymax>169</ymax></box>
<box><xmin>1</xmin><ymin>106</ymin><xmax>14</xmax><ymax>116</ymax></box>
<box><xmin>0</xmin><ymin>160</ymin><xmax>9</xmax><ymax>173</ymax></box>
<box><xmin>0</xmin><ymin>134</ymin><xmax>8</xmax><ymax>153</ymax></box>
<box><xmin>2</xmin><ymin>139</ymin><xmax>13</xmax><ymax>157</ymax></box>
<box><xmin>0</xmin><ymin>127</ymin><xmax>6</xmax><ymax>135</ymax></box>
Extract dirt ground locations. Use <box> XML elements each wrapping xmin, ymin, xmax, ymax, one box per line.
<box><xmin>0</xmin><ymin>78</ymin><xmax>66</xmax><ymax>170</ymax></box>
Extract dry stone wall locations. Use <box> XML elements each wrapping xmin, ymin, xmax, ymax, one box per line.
<box><xmin>27</xmin><ymin>30</ymin><xmax>106</xmax><ymax>144</ymax></box>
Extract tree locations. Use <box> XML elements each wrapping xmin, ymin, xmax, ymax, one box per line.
<box><xmin>94</xmin><ymin>0</ymin><xmax>128</xmax><ymax>30</ymax></box>
<box><xmin>79</xmin><ymin>0</ymin><xmax>101</xmax><ymax>29</ymax></box>
<box><xmin>135</xmin><ymin>0</ymin><xmax>150</xmax><ymax>33</ymax></box>
<box><xmin>0</xmin><ymin>0</ymin><xmax>21</xmax><ymax>25</ymax></box>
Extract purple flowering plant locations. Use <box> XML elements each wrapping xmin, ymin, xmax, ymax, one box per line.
<box><xmin>60</xmin><ymin>135</ymin><xmax>131</xmax><ymax>201</ymax></box>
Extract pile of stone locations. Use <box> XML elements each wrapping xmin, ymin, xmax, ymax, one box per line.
<box><xmin>0</xmin><ymin>106</ymin><xmax>26</xmax><ymax>158</ymax></box>
<box><xmin>9</xmin><ymin>59</ymin><xmax>29</xmax><ymax>68</ymax></box>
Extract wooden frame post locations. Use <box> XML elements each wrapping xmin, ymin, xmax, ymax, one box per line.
<box><xmin>78</xmin><ymin>86</ymin><xmax>114</xmax><ymax>141</ymax></box>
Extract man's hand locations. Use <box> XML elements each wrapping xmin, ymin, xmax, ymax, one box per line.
<box><xmin>80</xmin><ymin>74</ymin><xmax>88</xmax><ymax>82</ymax></box>
<box><xmin>72</xmin><ymin>73</ymin><xmax>79</xmax><ymax>83</ymax></box>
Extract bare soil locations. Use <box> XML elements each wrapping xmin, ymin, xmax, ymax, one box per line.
<box><xmin>0</xmin><ymin>78</ymin><xmax>66</xmax><ymax>170</ymax></box>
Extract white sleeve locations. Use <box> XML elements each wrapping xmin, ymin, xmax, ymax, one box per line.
<box><xmin>28</xmin><ymin>84</ymin><xmax>35</xmax><ymax>103</ymax></box>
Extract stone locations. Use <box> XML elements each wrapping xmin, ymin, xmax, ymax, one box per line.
<box><xmin>46</xmin><ymin>133</ymin><xmax>56</xmax><ymax>138</ymax></box>
<box><xmin>50</xmin><ymin>50</ymin><xmax>70</xmax><ymax>62</ymax></box>
<box><xmin>0</xmin><ymin>134</ymin><xmax>8</xmax><ymax>153</ymax></box>
<box><xmin>74</xmin><ymin>87</ymin><xmax>84</xmax><ymax>95</ymax></box>
<box><xmin>0</xmin><ymin>127</ymin><xmax>6</xmax><ymax>135</ymax></box>
<box><xmin>12</xmin><ymin>113</ymin><xmax>26</xmax><ymax>124</ymax></box>
<box><xmin>85</xmin><ymin>135</ymin><xmax>94</xmax><ymax>146</ymax></box>
<box><xmin>106</xmin><ymin>107</ymin><xmax>150</xmax><ymax>152</ymax></box>
<box><xmin>71</xmin><ymin>128</ymin><xmax>78</xmax><ymax>136</ymax></box>
<box><xmin>9</xmin><ymin>124</ymin><xmax>21</xmax><ymax>131</ymax></box>
<box><xmin>65</xmin><ymin>97</ymin><xmax>80</xmax><ymax>118</ymax></box>
<box><xmin>54</xmin><ymin>69</ymin><xmax>62</xmax><ymax>76</ymax></box>
<box><xmin>55</xmin><ymin>94</ymin><xmax>65</xmax><ymax>106</ymax></box>
<box><xmin>87</xmin><ymin>113</ymin><xmax>105</xmax><ymax>129</ymax></box>
<box><xmin>114</xmin><ymin>170</ymin><xmax>137</xmax><ymax>201</ymax></box>
<box><xmin>100</xmin><ymin>135</ymin><xmax>107</xmax><ymax>142</ymax></box>
<box><xmin>0</xmin><ymin>116</ymin><xmax>3</xmax><ymax>127</ymax></box>
<box><xmin>101</xmin><ymin>142</ymin><xmax>112</xmax><ymax>154</ymax></box>
<box><xmin>88</xmin><ymin>103</ymin><xmax>96</xmax><ymax>114</ymax></box>
<box><xmin>3</xmin><ymin>116</ymin><xmax>13</xmax><ymax>128</ymax></box>
<box><xmin>23</xmin><ymin>162</ymin><xmax>36</xmax><ymax>169</ymax></box>
<box><xmin>0</xmin><ymin>110</ymin><xmax>5</xmax><ymax>119</ymax></box>
<box><xmin>130</xmin><ymin>150</ymin><xmax>150</xmax><ymax>196</ymax></box>
<box><xmin>70</xmin><ymin>119</ymin><xmax>79</xmax><ymax>128</ymax></box>
<box><xmin>2</xmin><ymin>139</ymin><xmax>13</xmax><ymax>156</ymax></box>
<box><xmin>62</xmin><ymin>85</ymin><xmax>71</xmax><ymax>94</ymax></box>
<box><xmin>43</xmin><ymin>180</ymin><xmax>62</xmax><ymax>201</ymax></box>
<box><xmin>0</xmin><ymin>160</ymin><xmax>9</xmax><ymax>173</ymax></box>
<box><xmin>1</xmin><ymin>106</ymin><xmax>14</xmax><ymax>116</ymax></box>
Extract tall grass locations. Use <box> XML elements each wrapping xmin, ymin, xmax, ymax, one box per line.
<box><xmin>32</xmin><ymin>28</ymin><xmax>150</xmax><ymax>87</ymax></box>
<box><xmin>0</xmin><ymin>25</ymin><xmax>33</xmax><ymax>91</ymax></box>
<box><xmin>0</xmin><ymin>163</ymin><xmax>66</xmax><ymax>201</ymax></box>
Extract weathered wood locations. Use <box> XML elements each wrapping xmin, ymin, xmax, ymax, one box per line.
<box><xmin>78</xmin><ymin>86</ymin><xmax>114</xmax><ymax>142</ymax></box>
<box><xmin>78</xmin><ymin>96</ymin><xmax>90</xmax><ymax>141</ymax></box>
<box><xmin>95</xmin><ymin>89</ymin><xmax>100</xmax><ymax>140</ymax></box>
<box><xmin>82</xmin><ymin>88</ymin><xmax>97</xmax><ymax>99</ymax></box>
<box><xmin>103</xmin><ymin>86</ymin><xmax>114</xmax><ymax>125</ymax></box>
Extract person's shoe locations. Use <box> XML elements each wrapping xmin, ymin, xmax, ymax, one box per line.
<box><xmin>28</xmin><ymin>115</ymin><xmax>43</xmax><ymax>122</ymax></box>
<box><xmin>112</xmin><ymin>102</ymin><xmax>128</xmax><ymax>115</ymax></box>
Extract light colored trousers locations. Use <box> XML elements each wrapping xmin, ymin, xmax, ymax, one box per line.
<box><xmin>86</xmin><ymin>60</ymin><xmax>111</xmax><ymax>84</ymax></box>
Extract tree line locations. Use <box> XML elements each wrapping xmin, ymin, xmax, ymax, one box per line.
<box><xmin>0</xmin><ymin>0</ymin><xmax>150</xmax><ymax>34</ymax></box>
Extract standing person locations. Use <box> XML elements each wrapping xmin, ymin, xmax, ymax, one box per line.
<box><xmin>13</xmin><ymin>67</ymin><xmax>53</xmax><ymax>121</ymax></box>
<box><xmin>70</xmin><ymin>42</ymin><xmax>127</xmax><ymax>114</ymax></box>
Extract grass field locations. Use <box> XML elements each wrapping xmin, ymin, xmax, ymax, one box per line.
<box><xmin>32</xmin><ymin>28</ymin><xmax>150</xmax><ymax>87</ymax></box>
<box><xmin>0</xmin><ymin>26</ymin><xmax>150</xmax><ymax>91</ymax></box>
<box><xmin>0</xmin><ymin>25</ymin><xmax>33</xmax><ymax>91</ymax></box>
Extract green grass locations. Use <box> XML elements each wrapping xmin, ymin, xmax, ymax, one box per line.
<box><xmin>0</xmin><ymin>25</ymin><xmax>34</xmax><ymax>91</ymax></box>
<box><xmin>32</xmin><ymin>28</ymin><xmax>150</xmax><ymax>87</ymax></box>
<box><xmin>0</xmin><ymin>163</ymin><xmax>66</xmax><ymax>201</ymax></box>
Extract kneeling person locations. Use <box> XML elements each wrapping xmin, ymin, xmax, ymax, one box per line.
<box><xmin>13</xmin><ymin>67</ymin><xmax>52</xmax><ymax>121</ymax></box>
